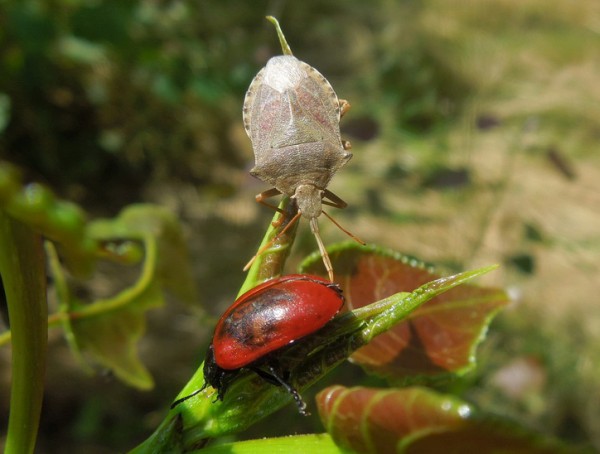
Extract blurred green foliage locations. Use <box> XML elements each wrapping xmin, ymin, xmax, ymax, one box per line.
<box><xmin>1</xmin><ymin>1</ymin><xmax>257</xmax><ymax>198</ymax></box>
<box><xmin>0</xmin><ymin>0</ymin><xmax>476</xmax><ymax>205</ymax></box>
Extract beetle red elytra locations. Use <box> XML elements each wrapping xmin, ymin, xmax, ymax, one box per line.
<box><xmin>243</xmin><ymin>16</ymin><xmax>363</xmax><ymax>282</ymax></box>
<box><xmin>171</xmin><ymin>274</ymin><xmax>344</xmax><ymax>415</ymax></box>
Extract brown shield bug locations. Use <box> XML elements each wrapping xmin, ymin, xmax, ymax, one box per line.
<box><xmin>243</xmin><ymin>16</ymin><xmax>363</xmax><ymax>281</ymax></box>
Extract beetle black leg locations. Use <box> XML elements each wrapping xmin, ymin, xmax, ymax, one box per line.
<box><xmin>249</xmin><ymin>366</ymin><xmax>281</xmax><ymax>386</ymax></box>
<box><xmin>250</xmin><ymin>365</ymin><xmax>308</xmax><ymax>416</ymax></box>
<box><xmin>214</xmin><ymin>370</ymin><xmax>238</xmax><ymax>401</ymax></box>
<box><xmin>265</xmin><ymin>365</ymin><xmax>309</xmax><ymax>416</ymax></box>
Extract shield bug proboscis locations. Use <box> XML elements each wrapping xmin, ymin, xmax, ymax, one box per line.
<box><xmin>243</xmin><ymin>16</ymin><xmax>363</xmax><ymax>282</ymax></box>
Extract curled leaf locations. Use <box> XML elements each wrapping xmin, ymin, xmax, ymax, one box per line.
<box><xmin>42</xmin><ymin>205</ymin><xmax>197</xmax><ymax>389</ymax></box>
<box><xmin>317</xmin><ymin>386</ymin><xmax>574</xmax><ymax>454</ymax></box>
<box><xmin>87</xmin><ymin>204</ymin><xmax>198</xmax><ymax>304</ymax></box>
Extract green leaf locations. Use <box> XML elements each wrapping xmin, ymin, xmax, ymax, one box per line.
<box><xmin>46</xmin><ymin>242</ymin><xmax>88</xmax><ymax>370</ymax></box>
<box><xmin>196</xmin><ymin>433</ymin><xmax>345</xmax><ymax>454</ymax></box>
<box><xmin>0</xmin><ymin>197</ymin><xmax>196</xmax><ymax>389</ymax></box>
<box><xmin>87</xmin><ymin>204</ymin><xmax>198</xmax><ymax>304</ymax></box>
<box><xmin>55</xmin><ymin>204</ymin><xmax>198</xmax><ymax>389</ymax></box>
<box><xmin>317</xmin><ymin>386</ymin><xmax>579</xmax><ymax>454</ymax></box>
<box><xmin>69</xmin><ymin>281</ymin><xmax>163</xmax><ymax>390</ymax></box>
<box><xmin>46</xmin><ymin>231</ymin><xmax>161</xmax><ymax>390</ymax></box>
<box><xmin>128</xmin><ymin>413</ymin><xmax>184</xmax><ymax>454</ymax></box>
<box><xmin>301</xmin><ymin>242</ymin><xmax>509</xmax><ymax>382</ymax></box>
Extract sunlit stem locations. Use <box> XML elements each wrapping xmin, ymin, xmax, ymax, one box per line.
<box><xmin>243</xmin><ymin>211</ymin><xmax>302</xmax><ymax>272</ymax></box>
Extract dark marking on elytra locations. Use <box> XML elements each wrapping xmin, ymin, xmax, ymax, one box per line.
<box><xmin>221</xmin><ymin>288</ymin><xmax>292</xmax><ymax>347</ymax></box>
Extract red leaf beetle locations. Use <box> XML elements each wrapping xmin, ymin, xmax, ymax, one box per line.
<box><xmin>171</xmin><ymin>274</ymin><xmax>344</xmax><ymax>415</ymax></box>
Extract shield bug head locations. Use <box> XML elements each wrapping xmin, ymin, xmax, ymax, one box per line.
<box><xmin>243</xmin><ymin>16</ymin><xmax>363</xmax><ymax>281</ymax></box>
<box><xmin>171</xmin><ymin>274</ymin><xmax>345</xmax><ymax>415</ymax></box>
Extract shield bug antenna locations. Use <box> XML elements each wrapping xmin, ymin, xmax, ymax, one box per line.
<box><xmin>242</xmin><ymin>16</ymin><xmax>364</xmax><ymax>282</ymax></box>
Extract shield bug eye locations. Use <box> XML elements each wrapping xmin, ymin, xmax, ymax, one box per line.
<box><xmin>242</xmin><ymin>16</ymin><xmax>364</xmax><ymax>282</ymax></box>
<box><xmin>171</xmin><ymin>274</ymin><xmax>345</xmax><ymax>415</ymax></box>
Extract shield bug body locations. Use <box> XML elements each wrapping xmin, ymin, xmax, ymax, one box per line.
<box><xmin>243</xmin><ymin>16</ymin><xmax>360</xmax><ymax>282</ymax></box>
<box><xmin>171</xmin><ymin>274</ymin><xmax>344</xmax><ymax>415</ymax></box>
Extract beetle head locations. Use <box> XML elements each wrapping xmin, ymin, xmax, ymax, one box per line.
<box><xmin>203</xmin><ymin>344</ymin><xmax>237</xmax><ymax>401</ymax></box>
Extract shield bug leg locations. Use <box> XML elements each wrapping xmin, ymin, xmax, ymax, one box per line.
<box><xmin>322</xmin><ymin>189</ymin><xmax>348</xmax><ymax>209</ymax></box>
<box><xmin>242</xmin><ymin>210</ymin><xmax>302</xmax><ymax>272</ymax></box>
<box><xmin>309</xmin><ymin>217</ymin><xmax>335</xmax><ymax>282</ymax></box>
<box><xmin>339</xmin><ymin>100</ymin><xmax>352</xmax><ymax>150</ymax></box>
<box><xmin>256</xmin><ymin>187</ymin><xmax>287</xmax><ymax>227</ymax></box>
<box><xmin>339</xmin><ymin>99</ymin><xmax>351</xmax><ymax>118</ymax></box>
<box><xmin>256</xmin><ymin>187</ymin><xmax>284</xmax><ymax>213</ymax></box>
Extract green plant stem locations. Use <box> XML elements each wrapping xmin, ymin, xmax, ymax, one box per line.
<box><xmin>239</xmin><ymin>196</ymin><xmax>298</xmax><ymax>295</ymax></box>
<box><xmin>0</xmin><ymin>212</ymin><xmax>48</xmax><ymax>454</ymax></box>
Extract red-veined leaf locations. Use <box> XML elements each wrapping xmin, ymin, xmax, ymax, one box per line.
<box><xmin>317</xmin><ymin>386</ymin><xmax>574</xmax><ymax>454</ymax></box>
<box><xmin>300</xmin><ymin>242</ymin><xmax>509</xmax><ymax>382</ymax></box>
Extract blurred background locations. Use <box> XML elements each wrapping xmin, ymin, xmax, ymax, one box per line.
<box><xmin>1</xmin><ymin>0</ymin><xmax>599</xmax><ymax>452</ymax></box>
